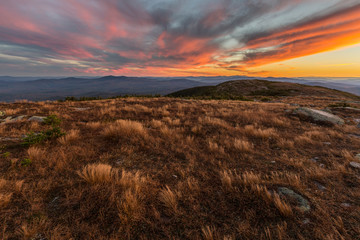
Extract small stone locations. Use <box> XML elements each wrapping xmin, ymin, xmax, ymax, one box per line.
<box><xmin>173</xmin><ymin>175</ymin><xmax>178</xmax><ymax>178</ymax></box>
<box><xmin>349</xmin><ymin>162</ymin><xmax>360</xmax><ymax>169</ymax></box>
<box><xmin>278</xmin><ymin>187</ymin><xmax>311</xmax><ymax>212</ymax></box>
<box><xmin>341</xmin><ymin>203</ymin><xmax>351</xmax><ymax>208</ymax></box>
<box><xmin>28</xmin><ymin>116</ymin><xmax>46</xmax><ymax>123</ymax></box>
<box><xmin>302</xmin><ymin>218</ymin><xmax>310</xmax><ymax>224</ymax></box>
<box><xmin>319</xmin><ymin>164</ymin><xmax>325</xmax><ymax>168</ymax></box>
<box><xmin>290</xmin><ymin>103</ymin><xmax>300</xmax><ymax>106</ymax></box>
<box><xmin>271</xmin><ymin>161</ymin><xmax>276</xmax><ymax>164</ymax></box>
<box><xmin>314</xmin><ymin>181</ymin><xmax>326</xmax><ymax>191</ymax></box>
<box><xmin>50</xmin><ymin>196</ymin><xmax>60</xmax><ymax>204</ymax></box>
<box><xmin>323</xmin><ymin>142</ymin><xmax>331</xmax><ymax>145</ymax></box>
<box><xmin>0</xmin><ymin>137</ymin><xmax>21</xmax><ymax>141</ymax></box>
<box><xmin>74</xmin><ymin>107</ymin><xmax>91</xmax><ymax>111</ymax></box>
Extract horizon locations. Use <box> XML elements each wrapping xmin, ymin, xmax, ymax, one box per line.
<box><xmin>1</xmin><ymin>1</ymin><xmax>360</xmax><ymax>77</ymax></box>
<box><xmin>2</xmin><ymin>75</ymin><xmax>360</xmax><ymax>80</ymax></box>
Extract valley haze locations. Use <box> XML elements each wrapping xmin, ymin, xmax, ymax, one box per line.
<box><xmin>1</xmin><ymin>76</ymin><xmax>359</xmax><ymax>102</ymax></box>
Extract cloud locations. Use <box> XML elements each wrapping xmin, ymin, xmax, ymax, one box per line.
<box><xmin>0</xmin><ymin>0</ymin><xmax>359</xmax><ymax>76</ymax></box>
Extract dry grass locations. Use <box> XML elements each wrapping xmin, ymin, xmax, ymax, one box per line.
<box><xmin>244</xmin><ymin>125</ymin><xmax>278</xmax><ymax>139</ymax></box>
<box><xmin>58</xmin><ymin>129</ymin><xmax>80</xmax><ymax>144</ymax></box>
<box><xmin>273</xmin><ymin>193</ymin><xmax>293</xmax><ymax>217</ymax></box>
<box><xmin>159</xmin><ymin>186</ymin><xmax>179</xmax><ymax>214</ymax></box>
<box><xmin>27</xmin><ymin>146</ymin><xmax>45</xmax><ymax>162</ymax></box>
<box><xmin>78</xmin><ymin>163</ymin><xmax>114</xmax><ymax>184</ymax></box>
<box><xmin>233</xmin><ymin>138</ymin><xmax>253</xmax><ymax>152</ymax></box>
<box><xmin>0</xmin><ymin>96</ymin><xmax>359</xmax><ymax>239</ymax></box>
<box><xmin>202</xmin><ymin>225</ymin><xmax>216</xmax><ymax>240</ymax></box>
<box><xmin>102</xmin><ymin>119</ymin><xmax>147</xmax><ymax>139</ymax></box>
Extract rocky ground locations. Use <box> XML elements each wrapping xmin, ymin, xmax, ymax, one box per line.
<box><xmin>0</xmin><ymin>95</ymin><xmax>359</xmax><ymax>239</ymax></box>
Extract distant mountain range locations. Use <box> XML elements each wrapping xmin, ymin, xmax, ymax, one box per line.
<box><xmin>0</xmin><ymin>75</ymin><xmax>359</xmax><ymax>102</ymax></box>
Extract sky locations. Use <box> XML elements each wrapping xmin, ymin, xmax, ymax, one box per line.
<box><xmin>0</xmin><ymin>0</ymin><xmax>360</xmax><ymax>77</ymax></box>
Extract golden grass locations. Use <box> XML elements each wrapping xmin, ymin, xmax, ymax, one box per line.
<box><xmin>27</xmin><ymin>146</ymin><xmax>45</xmax><ymax>162</ymax></box>
<box><xmin>58</xmin><ymin>129</ymin><xmax>80</xmax><ymax>144</ymax></box>
<box><xmin>202</xmin><ymin>225</ymin><xmax>216</xmax><ymax>240</ymax></box>
<box><xmin>4</xmin><ymin>108</ymin><xmax>19</xmax><ymax>115</ymax></box>
<box><xmin>244</xmin><ymin>125</ymin><xmax>278</xmax><ymax>139</ymax></box>
<box><xmin>233</xmin><ymin>138</ymin><xmax>253</xmax><ymax>152</ymax></box>
<box><xmin>85</xmin><ymin>121</ymin><xmax>102</xmax><ymax>130</ymax></box>
<box><xmin>102</xmin><ymin>119</ymin><xmax>147</xmax><ymax>139</ymax></box>
<box><xmin>0</xmin><ymin>193</ymin><xmax>12</xmax><ymax>208</ymax></box>
<box><xmin>78</xmin><ymin>163</ymin><xmax>114</xmax><ymax>184</ymax></box>
<box><xmin>1</xmin><ymin>96</ymin><xmax>359</xmax><ymax>239</ymax></box>
<box><xmin>273</xmin><ymin>193</ymin><xmax>293</xmax><ymax>217</ymax></box>
<box><xmin>159</xmin><ymin>186</ymin><xmax>179</xmax><ymax>214</ymax></box>
<box><xmin>149</xmin><ymin>119</ymin><xmax>163</xmax><ymax>128</ymax></box>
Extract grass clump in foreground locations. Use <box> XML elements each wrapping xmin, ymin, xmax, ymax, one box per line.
<box><xmin>0</xmin><ymin>95</ymin><xmax>359</xmax><ymax>239</ymax></box>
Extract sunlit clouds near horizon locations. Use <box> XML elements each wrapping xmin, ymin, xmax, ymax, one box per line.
<box><xmin>1</xmin><ymin>0</ymin><xmax>360</xmax><ymax>77</ymax></box>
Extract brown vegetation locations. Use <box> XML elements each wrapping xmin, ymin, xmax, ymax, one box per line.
<box><xmin>0</xmin><ymin>95</ymin><xmax>359</xmax><ymax>239</ymax></box>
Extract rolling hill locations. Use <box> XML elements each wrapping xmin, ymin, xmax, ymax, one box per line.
<box><xmin>167</xmin><ymin>80</ymin><xmax>360</xmax><ymax>100</ymax></box>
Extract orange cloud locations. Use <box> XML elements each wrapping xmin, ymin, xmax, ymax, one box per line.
<box><xmin>240</xmin><ymin>4</ymin><xmax>360</xmax><ymax>66</ymax></box>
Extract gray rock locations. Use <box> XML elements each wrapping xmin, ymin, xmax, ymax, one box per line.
<box><xmin>314</xmin><ymin>181</ymin><xmax>326</xmax><ymax>191</ymax></box>
<box><xmin>290</xmin><ymin>103</ymin><xmax>300</xmax><ymax>107</ymax></box>
<box><xmin>3</xmin><ymin>116</ymin><xmax>12</xmax><ymax>121</ymax></box>
<box><xmin>321</xmin><ymin>108</ymin><xmax>332</xmax><ymax>113</ymax></box>
<box><xmin>0</xmin><ymin>115</ymin><xmax>27</xmax><ymax>125</ymax></box>
<box><xmin>28</xmin><ymin>116</ymin><xmax>46</xmax><ymax>123</ymax></box>
<box><xmin>341</xmin><ymin>203</ymin><xmax>351</xmax><ymax>208</ymax></box>
<box><xmin>0</xmin><ymin>137</ymin><xmax>21</xmax><ymax>141</ymax></box>
<box><xmin>310</xmin><ymin>157</ymin><xmax>319</xmax><ymax>162</ymax></box>
<box><xmin>302</xmin><ymin>218</ymin><xmax>310</xmax><ymax>224</ymax></box>
<box><xmin>278</xmin><ymin>187</ymin><xmax>311</xmax><ymax>212</ymax></box>
<box><xmin>349</xmin><ymin>162</ymin><xmax>360</xmax><ymax>169</ymax></box>
<box><xmin>74</xmin><ymin>107</ymin><xmax>91</xmax><ymax>111</ymax></box>
<box><xmin>293</xmin><ymin>107</ymin><xmax>344</xmax><ymax>125</ymax></box>
<box><xmin>11</xmin><ymin>115</ymin><xmax>26</xmax><ymax>121</ymax></box>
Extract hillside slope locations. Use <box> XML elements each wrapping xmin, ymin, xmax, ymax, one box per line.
<box><xmin>0</xmin><ymin>96</ymin><xmax>360</xmax><ymax>239</ymax></box>
<box><xmin>168</xmin><ymin>80</ymin><xmax>360</xmax><ymax>100</ymax></box>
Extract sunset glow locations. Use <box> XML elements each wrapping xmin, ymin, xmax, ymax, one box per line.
<box><xmin>1</xmin><ymin>0</ymin><xmax>360</xmax><ymax>77</ymax></box>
